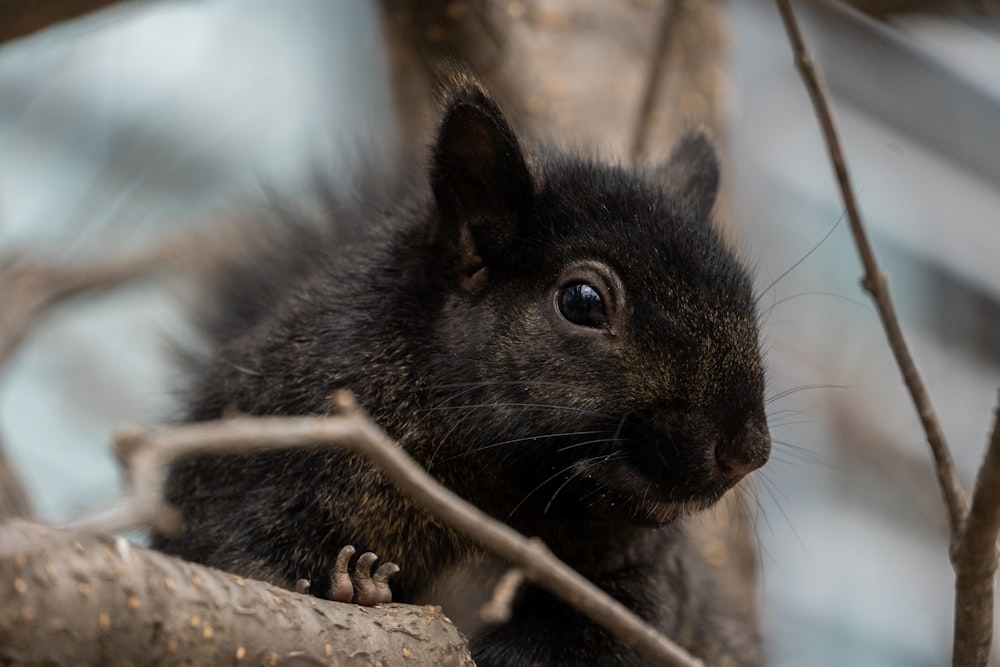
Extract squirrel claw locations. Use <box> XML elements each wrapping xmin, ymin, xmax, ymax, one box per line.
<box><xmin>324</xmin><ymin>545</ymin><xmax>398</xmax><ymax>605</ymax></box>
<box><xmin>329</xmin><ymin>544</ymin><xmax>357</xmax><ymax>603</ymax></box>
<box><xmin>295</xmin><ymin>578</ymin><xmax>311</xmax><ymax>595</ymax></box>
<box><xmin>352</xmin><ymin>551</ymin><xmax>400</xmax><ymax>606</ymax></box>
<box><xmin>373</xmin><ymin>561</ymin><xmax>401</xmax><ymax>590</ymax></box>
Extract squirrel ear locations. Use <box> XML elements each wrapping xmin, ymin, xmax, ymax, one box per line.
<box><xmin>431</xmin><ymin>81</ymin><xmax>533</xmax><ymax>290</ymax></box>
<box><xmin>659</xmin><ymin>132</ymin><xmax>720</xmax><ymax>222</ymax></box>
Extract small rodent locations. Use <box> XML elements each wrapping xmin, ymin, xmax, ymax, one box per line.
<box><xmin>154</xmin><ymin>71</ymin><xmax>771</xmax><ymax>666</ymax></box>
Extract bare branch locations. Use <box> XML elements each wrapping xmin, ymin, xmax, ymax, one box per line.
<box><xmin>628</xmin><ymin>0</ymin><xmax>684</xmax><ymax>166</ymax></box>
<box><xmin>479</xmin><ymin>568</ymin><xmax>525</xmax><ymax>625</ymax></box>
<box><xmin>773</xmin><ymin>0</ymin><xmax>968</xmax><ymax>539</ymax></box>
<box><xmin>775</xmin><ymin>3</ymin><xmax>1000</xmax><ymax>664</ymax></box>
<box><xmin>75</xmin><ymin>393</ymin><xmax>704</xmax><ymax>667</ymax></box>
<box><xmin>0</xmin><ymin>237</ymin><xmax>210</xmax><ymax>369</ymax></box>
<box><xmin>952</xmin><ymin>394</ymin><xmax>1000</xmax><ymax>667</ymax></box>
<box><xmin>0</xmin><ymin>519</ymin><xmax>473</xmax><ymax>666</ymax></box>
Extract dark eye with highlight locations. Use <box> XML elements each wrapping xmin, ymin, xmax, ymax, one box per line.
<box><xmin>557</xmin><ymin>283</ymin><xmax>609</xmax><ymax>329</ymax></box>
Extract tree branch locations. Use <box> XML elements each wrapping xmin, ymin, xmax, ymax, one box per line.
<box><xmin>775</xmin><ymin>3</ymin><xmax>1000</xmax><ymax>665</ymax></box>
<box><xmin>952</xmin><ymin>395</ymin><xmax>1000</xmax><ymax>667</ymax></box>
<box><xmin>0</xmin><ymin>519</ymin><xmax>473</xmax><ymax>666</ymax></box>
<box><xmin>773</xmin><ymin>0</ymin><xmax>968</xmax><ymax>539</ymax></box>
<box><xmin>76</xmin><ymin>393</ymin><xmax>703</xmax><ymax>667</ymax></box>
<box><xmin>0</xmin><ymin>237</ymin><xmax>211</xmax><ymax>369</ymax></box>
<box><xmin>628</xmin><ymin>0</ymin><xmax>684</xmax><ymax>166</ymax></box>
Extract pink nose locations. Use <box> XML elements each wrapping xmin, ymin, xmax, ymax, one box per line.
<box><xmin>714</xmin><ymin>433</ymin><xmax>770</xmax><ymax>481</ymax></box>
<box><xmin>715</xmin><ymin>453</ymin><xmax>761</xmax><ymax>481</ymax></box>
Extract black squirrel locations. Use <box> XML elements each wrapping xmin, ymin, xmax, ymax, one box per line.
<box><xmin>154</xmin><ymin>71</ymin><xmax>771</xmax><ymax>666</ymax></box>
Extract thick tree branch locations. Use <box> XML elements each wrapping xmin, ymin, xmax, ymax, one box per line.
<box><xmin>76</xmin><ymin>394</ymin><xmax>703</xmax><ymax>667</ymax></box>
<box><xmin>0</xmin><ymin>520</ymin><xmax>473</xmax><ymax>666</ymax></box>
<box><xmin>952</xmin><ymin>396</ymin><xmax>1000</xmax><ymax>667</ymax></box>
<box><xmin>773</xmin><ymin>0</ymin><xmax>968</xmax><ymax>539</ymax></box>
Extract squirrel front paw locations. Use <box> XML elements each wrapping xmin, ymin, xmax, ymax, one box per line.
<box><xmin>295</xmin><ymin>545</ymin><xmax>400</xmax><ymax>606</ymax></box>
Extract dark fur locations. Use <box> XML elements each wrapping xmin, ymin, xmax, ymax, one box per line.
<box><xmin>155</xmin><ymin>72</ymin><xmax>770</xmax><ymax>666</ymax></box>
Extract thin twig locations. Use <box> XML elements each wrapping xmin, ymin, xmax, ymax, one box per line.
<box><xmin>76</xmin><ymin>393</ymin><xmax>703</xmax><ymax>667</ymax></box>
<box><xmin>628</xmin><ymin>0</ymin><xmax>684</xmax><ymax>166</ymax></box>
<box><xmin>0</xmin><ymin>237</ymin><xmax>206</xmax><ymax>368</ymax></box>
<box><xmin>773</xmin><ymin>0</ymin><xmax>968</xmax><ymax>539</ymax></box>
<box><xmin>479</xmin><ymin>568</ymin><xmax>525</xmax><ymax>624</ymax></box>
<box><xmin>774</xmin><ymin>4</ymin><xmax>1000</xmax><ymax>664</ymax></box>
<box><xmin>952</xmin><ymin>394</ymin><xmax>1000</xmax><ymax>667</ymax></box>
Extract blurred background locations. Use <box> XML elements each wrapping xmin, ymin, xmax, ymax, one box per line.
<box><xmin>1</xmin><ymin>1</ymin><xmax>998</xmax><ymax>664</ymax></box>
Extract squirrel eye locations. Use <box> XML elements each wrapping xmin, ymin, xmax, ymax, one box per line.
<box><xmin>556</xmin><ymin>283</ymin><xmax>609</xmax><ymax>329</ymax></box>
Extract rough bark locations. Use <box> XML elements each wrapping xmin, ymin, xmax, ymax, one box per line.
<box><xmin>952</xmin><ymin>399</ymin><xmax>1000</xmax><ymax>667</ymax></box>
<box><xmin>0</xmin><ymin>520</ymin><xmax>474</xmax><ymax>667</ymax></box>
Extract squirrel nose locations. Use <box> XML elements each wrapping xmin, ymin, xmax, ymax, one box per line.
<box><xmin>715</xmin><ymin>452</ymin><xmax>761</xmax><ymax>481</ymax></box>
<box><xmin>714</xmin><ymin>432</ymin><xmax>771</xmax><ymax>482</ymax></box>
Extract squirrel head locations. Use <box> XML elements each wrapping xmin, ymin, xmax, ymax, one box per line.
<box><xmin>421</xmin><ymin>74</ymin><xmax>770</xmax><ymax>526</ymax></box>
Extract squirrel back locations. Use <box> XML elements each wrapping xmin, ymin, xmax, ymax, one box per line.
<box><xmin>156</xmin><ymin>71</ymin><xmax>770</xmax><ymax>666</ymax></box>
